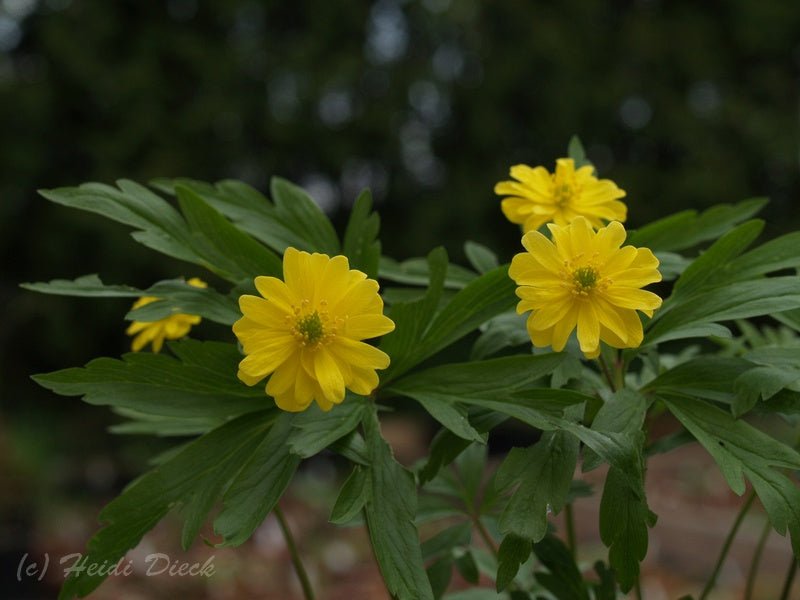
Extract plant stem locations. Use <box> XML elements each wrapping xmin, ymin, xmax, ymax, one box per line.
<box><xmin>597</xmin><ymin>355</ymin><xmax>617</xmax><ymax>392</ymax></box>
<box><xmin>634</xmin><ymin>577</ymin><xmax>643</xmax><ymax>600</ymax></box>
<box><xmin>473</xmin><ymin>514</ymin><xmax>499</xmax><ymax>558</ymax></box>
<box><xmin>564</xmin><ymin>502</ymin><xmax>577</xmax><ymax>559</ymax></box>
<box><xmin>744</xmin><ymin>518</ymin><xmax>771</xmax><ymax>600</ymax></box>
<box><xmin>699</xmin><ymin>491</ymin><xmax>756</xmax><ymax>600</ymax></box>
<box><xmin>778</xmin><ymin>556</ymin><xmax>798</xmax><ymax>600</ymax></box>
<box><xmin>275</xmin><ymin>505</ymin><xmax>316</xmax><ymax>600</ymax></box>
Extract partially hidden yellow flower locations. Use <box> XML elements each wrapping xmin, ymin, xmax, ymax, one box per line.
<box><xmin>495</xmin><ymin>158</ymin><xmax>627</xmax><ymax>232</ymax></box>
<box><xmin>509</xmin><ymin>217</ymin><xmax>661</xmax><ymax>359</ymax></box>
<box><xmin>233</xmin><ymin>247</ymin><xmax>395</xmax><ymax>412</ymax></box>
<box><xmin>126</xmin><ymin>277</ymin><xmax>207</xmax><ymax>353</ymax></box>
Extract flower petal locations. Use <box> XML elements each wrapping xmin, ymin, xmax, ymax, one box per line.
<box><xmin>344</xmin><ymin>314</ymin><xmax>396</xmax><ymax>340</ymax></box>
<box><xmin>576</xmin><ymin>302</ymin><xmax>600</xmax><ymax>355</ymax></box>
<box><xmin>314</xmin><ymin>348</ymin><xmax>346</xmax><ymax>405</ymax></box>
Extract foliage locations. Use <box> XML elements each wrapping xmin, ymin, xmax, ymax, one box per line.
<box><xmin>26</xmin><ymin>139</ymin><xmax>800</xmax><ymax>598</ymax></box>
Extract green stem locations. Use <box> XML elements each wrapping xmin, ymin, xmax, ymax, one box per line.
<box><xmin>744</xmin><ymin>518</ymin><xmax>771</xmax><ymax>600</ymax></box>
<box><xmin>778</xmin><ymin>556</ymin><xmax>798</xmax><ymax>600</ymax></box>
<box><xmin>564</xmin><ymin>502</ymin><xmax>577</xmax><ymax>560</ymax></box>
<box><xmin>275</xmin><ymin>505</ymin><xmax>316</xmax><ymax>600</ymax></box>
<box><xmin>634</xmin><ymin>577</ymin><xmax>643</xmax><ymax>600</ymax></box>
<box><xmin>699</xmin><ymin>491</ymin><xmax>756</xmax><ymax>600</ymax></box>
<box><xmin>473</xmin><ymin>515</ymin><xmax>499</xmax><ymax>558</ymax></box>
<box><xmin>597</xmin><ymin>355</ymin><xmax>617</xmax><ymax>392</ymax></box>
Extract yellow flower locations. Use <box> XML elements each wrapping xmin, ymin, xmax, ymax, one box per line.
<box><xmin>495</xmin><ymin>158</ymin><xmax>627</xmax><ymax>232</ymax></box>
<box><xmin>126</xmin><ymin>277</ymin><xmax>207</xmax><ymax>352</ymax></box>
<box><xmin>233</xmin><ymin>247</ymin><xmax>395</xmax><ymax>412</ymax></box>
<box><xmin>509</xmin><ymin>217</ymin><xmax>661</xmax><ymax>358</ymax></box>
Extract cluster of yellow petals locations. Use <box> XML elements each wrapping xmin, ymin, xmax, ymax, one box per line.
<box><xmin>126</xmin><ymin>277</ymin><xmax>206</xmax><ymax>353</ymax></box>
<box><xmin>496</xmin><ymin>158</ymin><xmax>627</xmax><ymax>232</ymax></box>
<box><xmin>509</xmin><ymin>217</ymin><xmax>662</xmax><ymax>358</ymax></box>
<box><xmin>233</xmin><ymin>247</ymin><xmax>395</xmax><ymax>412</ymax></box>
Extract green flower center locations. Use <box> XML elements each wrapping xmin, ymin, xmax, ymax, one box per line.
<box><xmin>572</xmin><ymin>266</ymin><xmax>599</xmax><ymax>292</ymax></box>
<box><xmin>296</xmin><ymin>311</ymin><xmax>325</xmax><ymax>345</ymax></box>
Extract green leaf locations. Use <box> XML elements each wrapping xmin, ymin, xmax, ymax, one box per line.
<box><xmin>33</xmin><ymin>340</ymin><xmax>268</xmax><ymax>418</ymax></box>
<box><xmin>420</xmin><ymin>265</ymin><xmax>517</xmax><ymax>362</ymax></box>
<box><xmin>715</xmin><ymin>231</ymin><xmax>800</xmax><ymax>284</ymax></box>
<box><xmin>655</xmin><ymin>251</ymin><xmax>692</xmax><ymax>281</ymax></box>
<box><xmin>428</xmin><ymin>556</ymin><xmax>454</xmax><ymax>599</ymax></box>
<box><xmin>379</xmin><ymin>255</ymin><xmax>477</xmax><ymax>289</ymax></box>
<box><xmin>464</xmin><ymin>241</ymin><xmax>499</xmax><ymax>274</ymax></box>
<box><xmin>40</xmin><ymin>180</ymin><xmax>198</xmax><ymax>263</ymax></box>
<box><xmin>532</xmin><ymin>534</ymin><xmax>590</xmax><ymax>600</ymax></box>
<box><xmin>59</xmin><ymin>411</ymin><xmax>274</xmax><ymax>599</ymax></box>
<box><xmin>363</xmin><ymin>408</ymin><xmax>434</xmax><ymax>600</ymax></box>
<box><xmin>176</xmin><ymin>185</ymin><xmax>283</xmax><ymax>282</ymax></box>
<box><xmin>733</xmin><ymin>365</ymin><xmax>800</xmax><ymax>417</ymax></box>
<box><xmin>153</xmin><ymin>178</ymin><xmax>309</xmax><ymax>253</ymax></box>
<box><xmin>471</xmin><ymin>311</ymin><xmax>530</xmax><ymax>360</ymax></box>
<box><xmin>670</xmin><ymin>220</ymin><xmax>763</xmax><ymax>300</ymax></box>
<box><xmin>388</xmin><ymin>354</ymin><xmax>571</xmax><ymax>438</ymax></box>
<box><xmin>343</xmin><ymin>189</ymin><xmax>381</xmax><ymax>278</ymax></box>
<box><xmin>567</xmin><ymin>135</ymin><xmax>591</xmax><ymax>168</ymax></box>
<box><xmin>626</xmin><ymin>198</ymin><xmax>768</xmax><ymax>253</ymax></box>
<box><xmin>213</xmin><ymin>413</ymin><xmax>299</xmax><ymax>546</ymax></box>
<box><xmin>599</xmin><ymin>468</ymin><xmax>655</xmax><ymax>593</ymax></box>
<box><xmin>380</xmin><ymin>247</ymin><xmax>449</xmax><ymax>382</ymax></box>
<box><xmin>645</xmin><ymin>277</ymin><xmax>800</xmax><ymax>346</ymax></box>
<box><xmin>496</xmin><ymin>534</ymin><xmax>531</xmax><ymax>592</ymax></box>
<box><xmin>288</xmin><ymin>396</ymin><xmax>367</xmax><ymax>458</ymax></box>
<box><xmin>584</xmin><ymin>390</ymin><xmax>648</xmax><ymax>471</ymax></box>
<box><xmin>642</xmin><ymin>356</ymin><xmax>753</xmax><ymax>403</ymax></box>
<box><xmin>455</xmin><ymin>551</ymin><xmax>480</xmax><ymax>584</ymax></box>
<box><xmin>126</xmin><ymin>279</ymin><xmax>240</xmax><ymax>325</ymax></box>
<box><xmin>270</xmin><ymin>176</ymin><xmax>340</xmax><ymax>255</ymax></box>
<box><xmin>20</xmin><ymin>274</ymin><xmax>141</xmax><ymax>297</ymax></box>
<box><xmin>330</xmin><ymin>465</ymin><xmax>370</xmax><ymax>525</ymax></box>
<box><xmin>108</xmin><ymin>409</ymin><xmax>222</xmax><ymax>437</ymax></box>
<box><xmin>663</xmin><ymin>394</ymin><xmax>800</xmax><ymax>555</ymax></box>
<box><xmin>422</xmin><ymin>522</ymin><xmax>472</xmax><ymax>560</ymax></box>
<box><xmin>591</xmin><ymin>561</ymin><xmax>618</xmax><ymax>600</ymax></box>
<box><xmin>495</xmin><ymin>428</ymin><xmax>579</xmax><ymax>542</ymax></box>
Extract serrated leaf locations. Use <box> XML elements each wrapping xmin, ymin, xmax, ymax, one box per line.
<box><xmin>213</xmin><ymin>413</ymin><xmax>300</xmax><ymax>547</ymax></box>
<box><xmin>626</xmin><ymin>198</ymin><xmax>768</xmax><ymax>253</ymax></box>
<box><xmin>362</xmin><ymin>408</ymin><xmax>434</xmax><ymax>600</ymax></box>
<box><xmin>33</xmin><ymin>340</ymin><xmax>268</xmax><ymax>418</ymax></box>
<box><xmin>733</xmin><ymin>365</ymin><xmax>800</xmax><ymax>417</ymax></box>
<box><xmin>288</xmin><ymin>396</ymin><xmax>367</xmax><ymax>458</ymax></box>
<box><xmin>58</xmin><ymin>411</ymin><xmax>274</xmax><ymax>599</ymax></box>
<box><xmin>465</xmin><ymin>241</ymin><xmax>499</xmax><ymax>274</ymax></box>
<box><xmin>532</xmin><ymin>534</ymin><xmax>590</xmax><ymax>600</ymax></box>
<box><xmin>496</xmin><ymin>534</ymin><xmax>531</xmax><ymax>592</ymax></box>
<box><xmin>40</xmin><ymin>180</ymin><xmax>199</xmax><ymax>263</ymax></box>
<box><xmin>330</xmin><ymin>465</ymin><xmax>370</xmax><ymax>525</ymax></box>
<box><xmin>496</xmin><ymin>428</ymin><xmax>579</xmax><ymax>542</ymax></box>
<box><xmin>343</xmin><ymin>189</ymin><xmax>381</xmax><ymax>278</ymax></box>
<box><xmin>663</xmin><ymin>394</ymin><xmax>800</xmax><ymax>555</ymax></box>
<box><xmin>428</xmin><ymin>556</ymin><xmax>454</xmax><ymax>599</ymax></box>
<box><xmin>176</xmin><ymin>185</ymin><xmax>282</xmax><ymax>282</ymax></box>
<box><xmin>584</xmin><ymin>389</ymin><xmax>648</xmax><ymax>471</ymax></box>
<box><xmin>643</xmin><ymin>356</ymin><xmax>753</xmax><ymax>403</ymax></box>
<box><xmin>599</xmin><ymin>468</ymin><xmax>655</xmax><ymax>593</ymax></box>
<box><xmin>270</xmin><ymin>177</ymin><xmax>340</xmax><ymax>255</ymax></box>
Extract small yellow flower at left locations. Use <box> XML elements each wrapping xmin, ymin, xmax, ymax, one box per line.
<box><xmin>126</xmin><ymin>277</ymin><xmax>207</xmax><ymax>353</ymax></box>
<box><xmin>233</xmin><ymin>247</ymin><xmax>396</xmax><ymax>412</ymax></box>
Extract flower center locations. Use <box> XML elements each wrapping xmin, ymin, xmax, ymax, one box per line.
<box><xmin>572</xmin><ymin>266</ymin><xmax>599</xmax><ymax>294</ymax></box>
<box><xmin>554</xmin><ymin>183</ymin><xmax>573</xmax><ymax>207</ymax></box>
<box><xmin>296</xmin><ymin>311</ymin><xmax>325</xmax><ymax>345</ymax></box>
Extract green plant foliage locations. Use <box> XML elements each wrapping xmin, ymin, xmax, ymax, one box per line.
<box><xmin>27</xmin><ymin>167</ymin><xmax>800</xmax><ymax>599</ymax></box>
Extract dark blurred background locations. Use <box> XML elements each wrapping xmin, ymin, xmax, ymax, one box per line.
<box><xmin>1</xmin><ymin>0</ymin><xmax>800</xmax><ymax>597</ymax></box>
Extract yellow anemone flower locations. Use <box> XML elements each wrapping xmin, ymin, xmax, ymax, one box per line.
<box><xmin>233</xmin><ymin>247</ymin><xmax>395</xmax><ymax>412</ymax></box>
<box><xmin>126</xmin><ymin>277</ymin><xmax>207</xmax><ymax>353</ymax></box>
<box><xmin>495</xmin><ymin>158</ymin><xmax>627</xmax><ymax>232</ymax></box>
<box><xmin>509</xmin><ymin>217</ymin><xmax>661</xmax><ymax>358</ymax></box>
